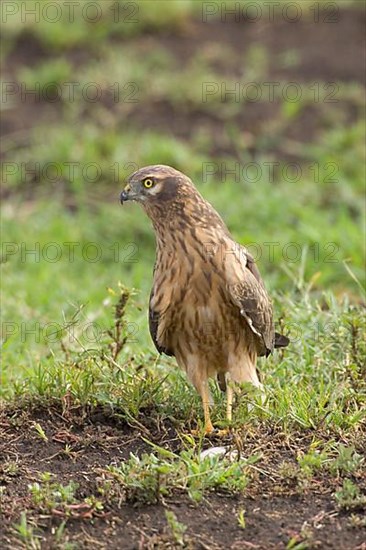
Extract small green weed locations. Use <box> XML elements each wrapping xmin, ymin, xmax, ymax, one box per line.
<box><xmin>237</xmin><ymin>508</ymin><xmax>246</xmax><ymax>529</ymax></box>
<box><xmin>104</xmin><ymin>445</ymin><xmax>251</xmax><ymax>504</ymax></box>
<box><xmin>334</xmin><ymin>479</ymin><xmax>366</xmax><ymax>510</ymax></box>
<box><xmin>165</xmin><ymin>510</ymin><xmax>187</xmax><ymax>547</ymax></box>
<box><xmin>13</xmin><ymin>512</ymin><xmax>41</xmax><ymax>550</ymax></box>
<box><xmin>28</xmin><ymin>473</ymin><xmax>78</xmax><ymax>515</ymax></box>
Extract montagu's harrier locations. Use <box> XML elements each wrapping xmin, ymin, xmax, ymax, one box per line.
<box><xmin>120</xmin><ymin>165</ymin><xmax>289</xmax><ymax>434</ymax></box>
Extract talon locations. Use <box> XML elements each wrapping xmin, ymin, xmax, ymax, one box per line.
<box><xmin>212</xmin><ymin>427</ymin><xmax>232</xmax><ymax>438</ymax></box>
<box><xmin>215</xmin><ymin>428</ymin><xmax>231</xmax><ymax>437</ymax></box>
<box><xmin>191</xmin><ymin>420</ymin><xmax>215</xmax><ymax>437</ymax></box>
<box><xmin>191</xmin><ymin>426</ymin><xmax>231</xmax><ymax>438</ymax></box>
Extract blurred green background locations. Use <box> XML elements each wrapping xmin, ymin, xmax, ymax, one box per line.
<box><xmin>1</xmin><ymin>0</ymin><xmax>365</xmax><ymax>390</ymax></box>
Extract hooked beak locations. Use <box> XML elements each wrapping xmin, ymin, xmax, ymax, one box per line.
<box><xmin>120</xmin><ymin>183</ymin><xmax>132</xmax><ymax>204</ymax></box>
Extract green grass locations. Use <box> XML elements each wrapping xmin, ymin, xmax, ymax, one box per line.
<box><xmin>2</xmin><ymin>284</ymin><xmax>365</xmax><ymax>438</ymax></box>
<box><xmin>104</xmin><ymin>444</ymin><xmax>252</xmax><ymax>504</ymax></box>
<box><xmin>2</xmin><ymin>1</ymin><xmax>198</xmax><ymax>52</ymax></box>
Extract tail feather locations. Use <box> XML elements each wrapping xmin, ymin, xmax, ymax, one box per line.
<box><xmin>274</xmin><ymin>332</ymin><xmax>290</xmax><ymax>348</ymax></box>
<box><xmin>218</xmin><ymin>335</ymin><xmax>288</xmax><ymax>392</ymax></box>
<box><xmin>217</xmin><ymin>373</ymin><xmax>226</xmax><ymax>392</ymax></box>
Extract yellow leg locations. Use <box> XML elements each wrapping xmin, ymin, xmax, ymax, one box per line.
<box><xmin>191</xmin><ymin>380</ymin><xmax>232</xmax><ymax>437</ymax></box>
<box><xmin>226</xmin><ymin>382</ymin><xmax>233</xmax><ymax>422</ymax></box>
<box><xmin>191</xmin><ymin>381</ymin><xmax>214</xmax><ymax>435</ymax></box>
<box><xmin>202</xmin><ymin>382</ymin><xmax>214</xmax><ymax>434</ymax></box>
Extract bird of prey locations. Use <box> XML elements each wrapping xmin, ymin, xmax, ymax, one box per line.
<box><xmin>120</xmin><ymin>165</ymin><xmax>289</xmax><ymax>434</ymax></box>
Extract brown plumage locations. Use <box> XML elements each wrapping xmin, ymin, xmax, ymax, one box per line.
<box><xmin>120</xmin><ymin>165</ymin><xmax>289</xmax><ymax>434</ymax></box>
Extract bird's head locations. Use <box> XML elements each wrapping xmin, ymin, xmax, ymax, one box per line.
<box><xmin>120</xmin><ymin>165</ymin><xmax>191</xmax><ymax>205</ymax></box>
<box><xmin>120</xmin><ymin>164</ymin><xmax>228</xmax><ymax>236</ymax></box>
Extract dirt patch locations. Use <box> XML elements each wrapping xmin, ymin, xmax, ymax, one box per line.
<box><xmin>123</xmin><ymin>98</ymin><xmax>359</xmax><ymax>160</ymax></box>
<box><xmin>164</xmin><ymin>7</ymin><xmax>366</xmax><ymax>83</ymax></box>
<box><xmin>1</xmin><ymin>6</ymin><xmax>364</xmax><ymax>167</ymax></box>
<box><xmin>1</xmin><ymin>405</ymin><xmax>365</xmax><ymax>549</ymax></box>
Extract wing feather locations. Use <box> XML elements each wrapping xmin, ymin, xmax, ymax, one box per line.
<box><xmin>148</xmin><ymin>291</ymin><xmax>174</xmax><ymax>357</ymax></box>
<box><xmin>228</xmin><ymin>248</ymin><xmax>275</xmax><ymax>356</ymax></box>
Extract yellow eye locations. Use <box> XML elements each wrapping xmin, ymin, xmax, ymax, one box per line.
<box><xmin>143</xmin><ymin>178</ymin><xmax>154</xmax><ymax>188</ymax></box>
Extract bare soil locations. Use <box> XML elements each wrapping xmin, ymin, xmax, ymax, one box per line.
<box><xmin>1</xmin><ymin>405</ymin><xmax>365</xmax><ymax>549</ymax></box>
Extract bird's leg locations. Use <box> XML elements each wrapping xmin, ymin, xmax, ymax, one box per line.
<box><xmin>190</xmin><ymin>379</ymin><xmax>214</xmax><ymax>435</ymax></box>
<box><xmin>211</xmin><ymin>374</ymin><xmax>232</xmax><ymax>437</ymax></box>
<box><xmin>226</xmin><ymin>381</ymin><xmax>233</xmax><ymax>422</ymax></box>
<box><xmin>190</xmin><ymin>376</ymin><xmax>231</xmax><ymax>437</ymax></box>
<box><xmin>193</xmin><ymin>378</ymin><xmax>233</xmax><ymax>438</ymax></box>
<box><xmin>201</xmin><ymin>382</ymin><xmax>214</xmax><ymax>434</ymax></box>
